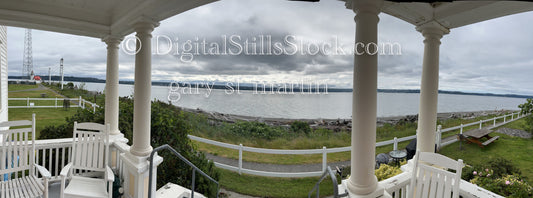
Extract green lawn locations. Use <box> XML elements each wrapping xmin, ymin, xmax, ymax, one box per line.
<box><xmin>8</xmin><ymin>84</ymin><xmax>38</xmax><ymax>91</ymax></box>
<box><xmin>8</xmin><ymin>108</ymin><xmax>78</xmax><ymax>137</ymax></box>
<box><xmin>8</xmin><ymin>83</ymin><xmax>79</xmax><ymax>137</ymax></box>
<box><xmin>218</xmin><ymin>168</ymin><xmax>336</xmax><ymax>198</ymax></box>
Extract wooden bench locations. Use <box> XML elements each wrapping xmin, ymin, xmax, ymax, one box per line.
<box><xmin>482</xmin><ymin>136</ymin><xmax>500</xmax><ymax>146</ymax></box>
<box><xmin>0</xmin><ymin>114</ymin><xmax>51</xmax><ymax>198</ymax></box>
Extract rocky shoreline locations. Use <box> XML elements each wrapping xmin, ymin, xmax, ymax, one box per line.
<box><xmin>181</xmin><ymin>107</ymin><xmax>514</xmax><ymax>131</ymax></box>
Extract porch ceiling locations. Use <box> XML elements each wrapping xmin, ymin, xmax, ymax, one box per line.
<box><xmin>381</xmin><ymin>1</ymin><xmax>533</xmax><ymax>29</ymax></box>
<box><xmin>0</xmin><ymin>0</ymin><xmax>218</xmax><ymax>38</ymax></box>
<box><xmin>1</xmin><ymin>0</ymin><xmax>533</xmax><ymax>38</ymax></box>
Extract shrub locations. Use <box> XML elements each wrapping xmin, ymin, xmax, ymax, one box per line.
<box><xmin>39</xmin><ymin>97</ymin><xmax>220</xmax><ymax>197</ymax></box>
<box><xmin>518</xmin><ymin>98</ymin><xmax>533</xmax><ymax>133</ymax></box>
<box><xmin>375</xmin><ymin>164</ymin><xmax>402</xmax><ymax>181</ymax></box>
<box><xmin>290</xmin><ymin>121</ymin><xmax>311</xmax><ymax>134</ymax></box>
<box><xmin>464</xmin><ymin>158</ymin><xmax>532</xmax><ymax>197</ymax></box>
<box><xmin>225</xmin><ymin>121</ymin><xmax>287</xmax><ymax>140</ymax></box>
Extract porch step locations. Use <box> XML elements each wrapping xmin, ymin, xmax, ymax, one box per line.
<box><xmin>156</xmin><ymin>183</ymin><xmax>206</xmax><ymax>198</ymax></box>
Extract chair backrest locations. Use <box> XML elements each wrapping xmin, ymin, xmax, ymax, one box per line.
<box><xmin>0</xmin><ymin>114</ymin><xmax>36</xmax><ymax>178</ymax></box>
<box><xmin>71</xmin><ymin>122</ymin><xmax>109</xmax><ymax>172</ymax></box>
<box><xmin>409</xmin><ymin>151</ymin><xmax>463</xmax><ymax>198</ymax></box>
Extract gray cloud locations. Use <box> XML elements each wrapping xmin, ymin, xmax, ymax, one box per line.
<box><xmin>5</xmin><ymin>0</ymin><xmax>533</xmax><ymax>95</ymax></box>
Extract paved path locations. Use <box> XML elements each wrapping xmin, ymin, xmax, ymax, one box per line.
<box><xmin>205</xmin><ymin>153</ymin><xmax>350</xmax><ymax>173</ymax></box>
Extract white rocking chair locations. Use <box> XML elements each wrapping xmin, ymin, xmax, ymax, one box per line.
<box><xmin>0</xmin><ymin>114</ymin><xmax>51</xmax><ymax>198</ymax></box>
<box><xmin>60</xmin><ymin>122</ymin><xmax>114</xmax><ymax>198</ymax></box>
<box><xmin>408</xmin><ymin>151</ymin><xmax>463</xmax><ymax>198</ymax></box>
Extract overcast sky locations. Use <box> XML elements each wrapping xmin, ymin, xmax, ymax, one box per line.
<box><xmin>6</xmin><ymin>0</ymin><xmax>533</xmax><ymax>95</ymax></box>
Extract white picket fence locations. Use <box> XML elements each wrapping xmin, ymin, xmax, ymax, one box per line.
<box><xmin>190</xmin><ymin>111</ymin><xmax>528</xmax><ymax>177</ymax></box>
<box><xmin>9</xmin><ymin>96</ymin><xmax>100</xmax><ymax>112</ymax></box>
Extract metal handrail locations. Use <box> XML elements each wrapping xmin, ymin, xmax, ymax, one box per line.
<box><xmin>148</xmin><ymin>144</ymin><xmax>220</xmax><ymax>198</ymax></box>
<box><xmin>308</xmin><ymin>166</ymin><xmax>348</xmax><ymax>198</ymax></box>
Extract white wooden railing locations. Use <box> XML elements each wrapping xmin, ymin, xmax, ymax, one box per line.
<box><xmin>190</xmin><ymin>111</ymin><xmax>527</xmax><ymax>178</ymax></box>
<box><xmin>32</xmin><ymin>138</ymin><xmax>128</xmax><ymax>182</ymax></box>
<box><xmin>9</xmin><ymin>96</ymin><xmax>100</xmax><ymax>112</ymax></box>
<box><xmin>380</xmin><ymin>170</ymin><xmax>504</xmax><ymax>198</ymax></box>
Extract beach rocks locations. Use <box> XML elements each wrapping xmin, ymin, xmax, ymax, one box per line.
<box><xmin>495</xmin><ymin>127</ymin><xmax>532</xmax><ymax>139</ymax></box>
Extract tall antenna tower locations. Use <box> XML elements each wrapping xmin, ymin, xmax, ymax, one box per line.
<box><xmin>60</xmin><ymin>58</ymin><xmax>64</xmax><ymax>89</ymax></box>
<box><xmin>22</xmin><ymin>29</ymin><xmax>33</xmax><ymax>79</ymax></box>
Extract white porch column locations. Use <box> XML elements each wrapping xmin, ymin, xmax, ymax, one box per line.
<box><xmin>342</xmin><ymin>0</ymin><xmax>387</xmax><ymax>197</ymax></box>
<box><xmin>121</xmin><ymin>19</ymin><xmax>162</xmax><ymax>198</ymax></box>
<box><xmin>415</xmin><ymin>22</ymin><xmax>449</xmax><ymax>153</ymax></box>
<box><xmin>103</xmin><ymin>36</ymin><xmax>124</xmax><ymax>139</ymax></box>
<box><xmin>130</xmin><ymin>20</ymin><xmax>157</xmax><ymax>157</ymax></box>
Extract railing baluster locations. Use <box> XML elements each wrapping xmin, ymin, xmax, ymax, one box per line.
<box><xmin>191</xmin><ymin>169</ymin><xmax>196</xmax><ymax>198</ymax></box>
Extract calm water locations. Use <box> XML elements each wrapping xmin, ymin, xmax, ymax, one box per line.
<box><xmin>78</xmin><ymin>82</ymin><xmax>525</xmax><ymax>119</ymax></box>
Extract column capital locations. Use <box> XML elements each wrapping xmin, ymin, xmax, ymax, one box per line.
<box><xmin>346</xmin><ymin>0</ymin><xmax>383</xmax><ymax>16</ymax></box>
<box><xmin>416</xmin><ymin>21</ymin><xmax>450</xmax><ymax>42</ymax></box>
<box><xmin>133</xmin><ymin>16</ymin><xmax>159</xmax><ymax>34</ymax></box>
<box><xmin>102</xmin><ymin>35</ymin><xmax>123</xmax><ymax>46</ymax></box>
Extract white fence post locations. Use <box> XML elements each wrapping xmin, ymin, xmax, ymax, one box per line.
<box><xmin>436</xmin><ymin>125</ymin><xmax>442</xmax><ymax>150</ymax></box>
<box><xmin>479</xmin><ymin>120</ymin><xmax>483</xmax><ymax>129</ymax></box>
<box><xmin>55</xmin><ymin>97</ymin><xmax>58</xmax><ymax>108</ymax></box>
<box><xmin>27</xmin><ymin>97</ymin><xmax>29</xmax><ymax>107</ymax></box>
<box><xmin>460</xmin><ymin>124</ymin><xmax>463</xmax><ymax>134</ymax></box>
<box><xmin>512</xmin><ymin>113</ymin><xmax>514</xmax><ymax>120</ymax></box>
<box><xmin>393</xmin><ymin>137</ymin><xmax>398</xmax><ymax>151</ymax></box>
<box><xmin>493</xmin><ymin>118</ymin><xmax>496</xmax><ymax>126</ymax></box>
<box><xmin>504</xmin><ymin>115</ymin><xmax>506</xmax><ymax>123</ymax></box>
<box><xmin>79</xmin><ymin>96</ymin><xmax>83</xmax><ymax>108</ymax></box>
<box><xmin>93</xmin><ymin>104</ymin><xmax>96</xmax><ymax>113</ymax></box>
<box><xmin>238</xmin><ymin>144</ymin><xmax>243</xmax><ymax>175</ymax></box>
<box><xmin>322</xmin><ymin>146</ymin><xmax>327</xmax><ymax>172</ymax></box>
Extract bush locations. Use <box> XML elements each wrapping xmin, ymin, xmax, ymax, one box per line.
<box><xmin>225</xmin><ymin>121</ymin><xmax>287</xmax><ymax>140</ymax></box>
<box><xmin>375</xmin><ymin>164</ymin><xmax>402</xmax><ymax>181</ymax></box>
<box><xmin>39</xmin><ymin>97</ymin><xmax>220</xmax><ymax>197</ymax></box>
<box><xmin>463</xmin><ymin>158</ymin><xmax>532</xmax><ymax>197</ymax></box>
<box><xmin>518</xmin><ymin>98</ymin><xmax>533</xmax><ymax>133</ymax></box>
<box><xmin>290</xmin><ymin>121</ymin><xmax>311</xmax><ymax>134</ymax></box>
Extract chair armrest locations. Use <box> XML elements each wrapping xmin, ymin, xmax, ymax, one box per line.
<box><xmin>105</xmin><ymin>166</ymin><xmax>115</xmax><ymax>182</ymax></box>
<box><xmin>60</xmin><ymin>162</ymin><xmax>73</xmax><ymax>177</ymax></box>
<box><xmin>34</xmin><ymin>164</ymin><xmax>52</xmax><ymax>179</ymax></box>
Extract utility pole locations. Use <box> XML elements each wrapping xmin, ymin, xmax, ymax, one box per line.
<box><xmin>48</xmin><ymin>67</ymin><xmax>51</xmax><ymax>84</ymax></box>
<box><xmin>60</xmin><ymin>58</ymin><xmax>64</xmax><ymax>89</ymax></box>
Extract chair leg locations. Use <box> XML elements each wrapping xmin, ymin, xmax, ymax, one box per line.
<box><xmin>108</xmin><ymin>181</ymin><xmax>113</xmax><ymax>198</ymax></box>
<box><xmin>44</xmin><ymin>178</ymin><xmax>49</xmax><ymax>198</ymax></box>
<box><xmin>60</xmin><ymin>176</ymin><xmax>65</xmax><ymax>198</ymax></box>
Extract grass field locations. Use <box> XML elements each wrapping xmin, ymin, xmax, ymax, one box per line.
<box><xmin>218</xmin><ymin>168</ymin><xmax>336</xmax><ymax>198</ymax></box>
<box><xmin>439</xmin><ymin>118</ymin><xmax>533</xmax><ymax>182</ymax></box>
<box><xmin>8</xmin><ymin>84</ymin><xmax>38</xmax><ymax>91</ymax></box>
<box><xmin>193</xmin><ymin>113</ymin><xmax>513</xmax><ymax>165</ymax></box>
<box><xmin>7</xmin><ymin>84</ymin><xmax>79</xmax><ymax>137</ymax></box>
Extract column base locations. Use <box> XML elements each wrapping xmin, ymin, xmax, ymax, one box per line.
<box><xmin>339</xmin><ymin>180</ymin><xmax>391</xmax><ymax>198</ymax></box>
<box><xmin>121</xmin><ymin>151</ymin><xmax>163</xmax><ymax>198</ymax></box>
<box><xmin>110</xmin><ymin>132</ymin><xmax>128</xmax><ymax>144</ymax></box>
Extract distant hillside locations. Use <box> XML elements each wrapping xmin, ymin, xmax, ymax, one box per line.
<box><xmin>9</xmin><ymin>75</ymin><xmax>533</xmax><ymax>99</ymax></box>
